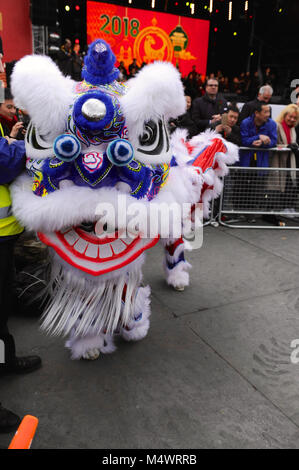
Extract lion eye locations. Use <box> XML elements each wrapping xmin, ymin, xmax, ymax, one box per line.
<box><xmin>137</xmin><ymin>119</ymin><xmax>169</xmax><ymax>156</ymax></box>
<box><xmin>139</xmin><ymin>121</ymin><xmax>157</xmax><ymax>146</ymax></box>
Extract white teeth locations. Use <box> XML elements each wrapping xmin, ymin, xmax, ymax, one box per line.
<box><xmin>99</xmin><ymin>244</ymin><xmax>113</xmax><ymax>259</ymax></box>
<box><xmin>110</xmin><ymin>239</ymin><xmax>126</xmax><ymax>255</ymax></box>
<box><xmin>64</xmin><ymin>230</ymin><xmax>80</xmax><ymax>246</ymax></box>
<box><xmin>61</xmin><ymin>229</ymin><xmax>139</xmax><ymax>261</ymax></box>
<box><xmin>73</xmin><ymin>238</ymin><xmax>88</xmax><ymax>254</ymax></box>
<box><xmin>123</xmin><ymin>235</ymin><xmax>135</xmax><ymax>245</ymax></box>
<box><xmin>85</xmin><ymin>243</ymin><xmax>98</xmax><ymax>259</ymax></box>
<box><xmin>60</xmin><ymin>227</ymin><xmax>72</xmax><ymax>234</ymax></box>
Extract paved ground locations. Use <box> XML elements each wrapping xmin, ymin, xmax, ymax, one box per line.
<box><xmin>1</xmin><ymin>225</ymin><xmax>299</xmax><ymax>449</ymax></box>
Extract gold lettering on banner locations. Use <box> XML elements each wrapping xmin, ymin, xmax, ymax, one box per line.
<box><xmin>133</xmin><ymin>17</ymin><xmax>173</xmax><ymax>67</ymax></box>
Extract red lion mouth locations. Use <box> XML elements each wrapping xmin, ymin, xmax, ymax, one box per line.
<box><xmin>38</xmin><ymin>226</ymin><xmax>159</xmax><ymax>276</ymax></box>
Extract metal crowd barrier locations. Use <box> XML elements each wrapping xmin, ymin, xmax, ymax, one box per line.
<box><xmin>203</xmin><ymin>199</ymin><xmax>219</xmax><ymax>227</ymax></box>
<box><xmin>218</xmin><ymin>146</ymin><xmax>299</xmax><ymax>229</ymax></box>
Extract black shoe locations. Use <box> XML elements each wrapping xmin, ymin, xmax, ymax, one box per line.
<box><xmin>0</xmin><ymin>404</ymin><xmax>21</xmax><ymax>433</ymax></box>
<box><xmin>0</xmin><ymin>356</ymin><xmax>42</xmax><ymax>376</ymax></box>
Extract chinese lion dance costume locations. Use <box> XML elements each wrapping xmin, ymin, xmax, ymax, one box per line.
<box><xmin>10</xmin><ymin>40</ymin><xmax>238</xmax><ymax>360</ymax></box>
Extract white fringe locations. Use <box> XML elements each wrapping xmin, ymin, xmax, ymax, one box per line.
<box><xmin>41</xmin><ymin>260</ymin><xmax>143</xmax><ymax>338</ymax></box>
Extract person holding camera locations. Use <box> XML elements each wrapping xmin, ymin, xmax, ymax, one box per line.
<box><xmin>211</xmin><ymin>103</ymin><xmax>242</xmax><ymax>146</ymax></box>
<box><xmin>0</xmin><ymin>88</ymin><xmax>24</xmax><ymax>140</ymax></box>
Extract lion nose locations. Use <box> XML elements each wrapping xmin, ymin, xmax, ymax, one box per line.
<box><xmin>73</xmin><ymin>90</ymin><xmax>114</xmax><ymax>133</ymax></box>
<box><xmin>81</xmin><ymin>98</ymin><xmax>107</xmax><ymax>122</ymax></box>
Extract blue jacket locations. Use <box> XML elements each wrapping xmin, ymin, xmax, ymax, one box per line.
<box><xmin>240</xmin><ymin>115</ymin><xmax>277</xmax><ymax>167</ymax></box>
<box><xmin>0</xmin><ymin>137</ymin><xmax>26</xmax><ymax>184</ymax></box>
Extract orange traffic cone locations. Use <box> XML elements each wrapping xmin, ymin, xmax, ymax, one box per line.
<box><xmin>8</xmin><ymin>415</ymin><xmax>38</xmax><ymax>449</ymax></box>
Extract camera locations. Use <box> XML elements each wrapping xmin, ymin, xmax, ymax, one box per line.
<box><xmin>16</xmin><ymin>109</ymin><xmax>30</xmax><ymax>130</ymax></box>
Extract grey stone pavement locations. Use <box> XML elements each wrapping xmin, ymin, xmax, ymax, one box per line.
<box><xmin>1</xmin><ymin>225</ymin><xmax>299</xmax><ymax>449</ymax></box>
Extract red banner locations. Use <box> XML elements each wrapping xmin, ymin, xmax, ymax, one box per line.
<box><xmin>87</xmin><ymin>1</ymin><xmax>210</xmax><ymax>77</ymax></box>
<box><xmin>0</xmin><ymin>0</ymin><xmax>32</xmax><ymax>64</ymax></box>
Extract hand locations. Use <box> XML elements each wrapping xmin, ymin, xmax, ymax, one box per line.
<box><xmin>288</xmin><ymin>143</ymin><xmax>299</xmax><ymax>155</ymax></box>
<box><xmin>10</xmin><ymin>121</ymin><xmax>24</xmax><ymax>138</ymax></box>
<box><xmin>4</xmin><ymin>136</ymin><xmax>16</xmax><ymax>145</ymax></box>
<box><xmin>288</xmin><ymin>143</ymin><xmax>299</xmax><ymax>151</ymax></box>
<box><xmin>223</xmin><ymin>125</ymin><xmax>232</xmax><ymax>135</ymax></box>
<box><xmin>211</xmin><ymin>114</ymin><xmax>221</xmax><ymax>124</ymax></box>
<box><xmin>259</xmin><ymin>134</ymin><xmax>270</xmax><ymax>145</ymax></box>
<box><xmin>252</xmin><ymin>139</ymin><xmax>262</xmax><ymax>147</ymax></box>
<box><xmin>215</xmin><ymin>124</ymin><xmax>223</xmax><ymax>133</ymax></box>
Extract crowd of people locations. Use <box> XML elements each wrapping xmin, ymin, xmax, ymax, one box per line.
<box><xmin>169</xmin><ymin>75</ymin><xmax>299</xmax><ymax>225</ymax></box>
<box><xmin>55</xmin><ymin>40</ymin><xmax>279</xmax><ymax>104</ymax></box>
<box><xmin>183</xmin><ymin>66</ymin><xmax>278</xmax><ymax>101</ymax></box>
<box><xmin>1</xmin><ymin>40</ymin><xmax>299</xmax><ymax>436</ymax></box>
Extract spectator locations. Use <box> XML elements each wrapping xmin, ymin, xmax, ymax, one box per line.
<box><xmin>240</xmin><ymin>102</ymin><xmax>277</xmax><ymax>167</ymax></box>
<box><xmin>192</xmin><ymin>78</ymin><xmax>228</xmax><ymax>132</ymax></box>
<box><xmin>268</xmin><ymin>104</ymin><xmax>299</xmax><ymax>216</ymax></box>
<box><xmin>238</xmin><ymin>72</ymin><xmax>246</xmax><ymax>95</ymax></box>
<box><xmin>168</xmin><ymin>95</ymin><xmax>198</xmax><ymax>139</ymax></box>
<box><xmin>196</xmin><ymin>74</ymin><xmax>205</xmax><ymax>97</ymax></box>
<box><xmin>246</xmin><ymin>71</ymin><xmax>262</xmax><ymax>100</ymax></box>
<box><xmin>0</xmin><ymin>35</ymin><xmax>4</xmax><ymax>74</ymax></box>
<box><xmin>0</xmin><ymin>136</ymin><xmax>42</xmax><ymax>433</ymax></box>
<box><xmin>56</xmin><ymin>38</ymin><xmax>73</xmax><ymax>77</ymax></box>
<box><xmin>239</xmin><ymin>102</ymin><xmax>277</xmax><ymax>220</ymax></box>
<box><xmin>212</xmin><ymin>103</ymin><xmax>242</xmax><ymax>146</ymax></box>
<box><xmin>187</xmin><ymin>65</ymin><xmax>198</xmax><ymax>81</ymax></box>
<box><xmin>118</xmin><ymin>61</ymin><xmax>128</xmax><ymax>81</ymax></box>
<box><xmin>128</xmin><ymin>58</ymin><xmax>139</xmax><ymax>76</ymax></box>
<box><xmin>129</xmin><ymin>66</ymin><xmax>138</xmax><ymax>78</ymax></box>
<box><xmin>0</xmin><ymin>88</ymin><xmax>24</xmax><ymax>139</ymax></box>
<box><xmin>72</xmin><ymin>43</ymin><xmax>84</xmax><ymax>81</ymax></box>
<box><xmin>185</xmin><ymin>66</ymin><xmax>201</xmax><ymax>99</ymax></box>
<box><xmin>264</xmin><ymin>67</ymin><xmax>276</xmax><ymax>91</ymax></box>
<box><xmin>239</xmin><ymin>85</ymin><xmax>273</xmax><ymax>123</ymax></box>
<box><xmin>231</xmin><ymin>77</ymin><xmax>243</xmax><ymax>95</ymax></box>
<box><xmin>243</xmin><ymin>72</ymin><xmax>251</xmax><ymax>97</ymax></box>
<box><xmin>296</xmin><ymin>91</ymin><xmax>299</xmax><ymax>144</ymax></box>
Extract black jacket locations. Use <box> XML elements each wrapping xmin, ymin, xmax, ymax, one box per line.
<box><xmin>192</xmin><ymin>94</ymin><xmax>228</xmax><ymax>132</ymax></box>
<box><xmin>56</xmin><ymin>48</ymin><xmax>73</xmax><ymax>77</ymax></box>
<box><xmin>211</xmin><ymin>121</ymin><xmax>242</xmax><ymax>146</ymax></box>
<box><xmin>169</xmin><ymin>110</ymin><xmax>198</xmax><ymax>139</ymax></box>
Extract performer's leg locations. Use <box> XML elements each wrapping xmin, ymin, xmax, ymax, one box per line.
<box><xmin>162</xmin><ymin>238</ymin><xmax>191</xmax><ymax>291</ymax></box>
<box><xmin>121</xmin><ymin>285</ymin><xmax>151</xmax><ymax>342</ymax></box>
<box><xmin>0</xmin><ymin>239</ymin><xmax>16</xmax><ymax>370</ymax></box>
<box><xmin>65</xmin><ymin>326</ymin><xmax>116</xmax><ymax>360</ymax></box>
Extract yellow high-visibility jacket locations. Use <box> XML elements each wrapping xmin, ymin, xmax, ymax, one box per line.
<box><xmin>0</xmin><ymin>123</ymin><xmax>23</xmax><ymax>237</ymax></box>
